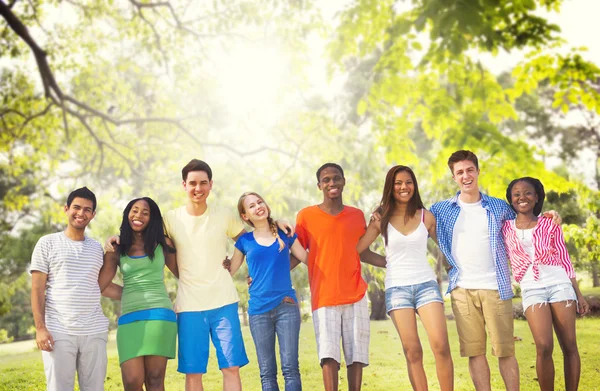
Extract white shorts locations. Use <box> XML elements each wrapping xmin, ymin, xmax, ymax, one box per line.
<box><xmin>312</xmin><ymin>294</ymin><xmax>370</xmax><ymax>367</ymax></box>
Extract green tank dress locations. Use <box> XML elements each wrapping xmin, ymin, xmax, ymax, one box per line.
<box><xmin>116</xmin><ymin>244</ymin><xmax>177</xmax><ymax>364</ymax></box>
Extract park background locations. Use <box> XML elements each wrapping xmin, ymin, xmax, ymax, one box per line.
<box><xmin>2</xmin><ymin>0</ymin><xmax>600</xmax><ymax>389</ymax></box>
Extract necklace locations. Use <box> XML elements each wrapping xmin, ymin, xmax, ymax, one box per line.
<box><xmin>516</xmin><ymin>219</ymin><xmax>535</xmax><ymax>239</ymax></box>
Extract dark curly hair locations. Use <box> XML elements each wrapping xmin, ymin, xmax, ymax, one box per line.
<box><xmin>505</xmin><ymin>177</ymin><xmax>545</xmax><ymax>216</ymax></box>
<box><xmin>119</xmin><ymin>197</ymin><xmax>175</xmax><ymax>260</ymax></box>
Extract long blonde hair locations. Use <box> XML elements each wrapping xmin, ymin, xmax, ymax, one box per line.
<box><xmin>237</xmin><ymin>192</ymin><xmax>285</xmax><ymax>252</ymax></box>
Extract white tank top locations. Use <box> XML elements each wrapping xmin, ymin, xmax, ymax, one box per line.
<box><xmin>384</xmin><ymin>210</ymin><xmax>436</xmax><ymax>290</ymax></box>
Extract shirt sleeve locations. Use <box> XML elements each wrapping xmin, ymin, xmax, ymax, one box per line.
<box><xmin>295</xmin><ymin>210</ymin><xmax>309</xmax><ymax>250</ymax></box>
<box><xmin>163</xmin><ymin>210</ymin><xmax>173</xmax><ymax>237</ymax></box>
<box><xmin>552</xmin><ymin>224</ymin><xmax>575</xmax><ymax>278</ymax></box>
<box><xmin>30</xmin><ymin>237</ymin><xmax>49</xmax><ymax>274</ymax></box>
<box><xmin>286</xmin><ymin>232</ymin><xmax>298</xmax><ymax>248</ymax></box>
<box><xmin>226</xmin><ymin>208</ymin><xmax>245</xmax><ymax>239</ymax></box>
<box><xmin>234</xmin><ymin>235</ymin><xmax>246</xmax><ymax>255</ymax></box>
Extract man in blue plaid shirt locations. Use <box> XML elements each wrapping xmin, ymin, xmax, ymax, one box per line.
<box><xmin>430</xmin><ymin>150</ymin><xmax>519</xmax><ymax>391</ymax></box>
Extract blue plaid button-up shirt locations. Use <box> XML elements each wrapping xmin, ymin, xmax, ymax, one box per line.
<box><xmin>431</xmin><ymin>192</ymin><xmax>516</xmax><ymax>300</ymax></box>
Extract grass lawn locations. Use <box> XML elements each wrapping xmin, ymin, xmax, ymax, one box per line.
<box><xmin>1</xmin><ymin>317</ymin><xmax>600</xmax><ymax>390</ymax></box>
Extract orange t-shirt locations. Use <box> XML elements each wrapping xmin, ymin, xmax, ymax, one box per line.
<box><xmin>296</xmin><ymin>205</ymin><xmax>368</xmax><ymax>311</ymax></box>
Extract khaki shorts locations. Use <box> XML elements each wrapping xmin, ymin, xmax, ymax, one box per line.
<box><xmin>450</xmin><ymin>288</ymin><xmax>514</xmax><ymax>358</ymax></box>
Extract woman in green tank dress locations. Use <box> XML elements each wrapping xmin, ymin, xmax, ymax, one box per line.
<box><xmin>99</xmin><ymin>197</ymin><xmax>178</xmax><ymax>391</ymax></box>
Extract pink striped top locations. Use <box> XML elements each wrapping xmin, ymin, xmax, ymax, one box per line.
<box><xmin>501</xmin><ymin>217</ymin><xmax>575</xmax><ymax>283</ymax></box>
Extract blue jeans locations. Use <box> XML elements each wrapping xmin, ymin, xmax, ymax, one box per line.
<box><xmin>385</xmin><ymin>280</ymin><xmax>444</xmax><ymax>313</ymax></box>
<box><xmin>249</xmin><ymin>301</ymin><xmax>302</xmax><ymax>391</ymax></box>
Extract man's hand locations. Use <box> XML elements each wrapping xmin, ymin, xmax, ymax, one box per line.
<box><xmin>36</xmin><ymin>327</ymin><xmax>54</xmax><ymax>352</ymax></box>
<box><xmin>542</xmin><ymin>210</ymin><xmax>562</xmax><ymax>225</ymax></box>
<box><xmin>222</xmin><ymin>256</ymin><xmax>231</xmax><ymax>271</ymax></box>
<box><xmin>104</xmin><ymin>235</ymin><xmax>120</xmax><ymax>253</ymax></box>
<box><xmin>275</xmin><ymin>219</ymin><xmax>295</xmax><ymax>237</ymax></box>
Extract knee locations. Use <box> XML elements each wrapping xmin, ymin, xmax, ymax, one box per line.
<box><xmin>221</xmin><ymin>366</ymin><xmax>240</xmax><ymax>379</ymax></box>
<box><xmin>403</xmin><ymin>345</ymin><xmax>424</xmax><ymax>364</ymax></box>
<box><xmin>560</xmin><ymin>340</ymin><xmax>579</xmax><ymax>357</ymax></box>
<box><xmin>144</xmin><ymin>369</ymin><xmax>165</xmax><ymax>390</ymax></box>
<box><xmin>536</xmin><ymin>340</ymin><xmax>554</xmax><ymax>358</ymax></box>
<box><xmin>122</xmin><ymin>373</ymin><xmax>144</xmax><ymax>391</ymax></box>
<box><xmin>430</xmin><ymin>340</ymin><xmax>451</xmax><ymax>359</ymax></box>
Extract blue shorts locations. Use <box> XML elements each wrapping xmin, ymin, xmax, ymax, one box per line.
<box><xmin>522</xmin><ymin>283</ymin><xmax>577</xmax><ymax>314</ymax></box>
<box><xmin>385</xmin><ymin>280</ymin><xmax>444</xmax><ymax>313</ymax></box>
<box><xmin>177</xmin><ymin>302</ymin><xmax>249</xmax><ymax>374</ymax></box>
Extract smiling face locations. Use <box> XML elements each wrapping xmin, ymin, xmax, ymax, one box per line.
<box><xmin>128</xmin><ymin>200</ymin><xmax>151</xmax><ymax>232</ymax></box>
<box><xmin>451</xmin><ymin>160</ymin><xmax>480</xmax><ymax>195</ymax></box>
<box><xmin>510</xmin><ymin>180</ymin><xmax>538</xmax><ymax>216</ymax></box>
<box><xmin>393</xmin><ymin>170</ymin><xmax>414</xmax><ymax>204</ymax></box>
<box><xmin>317</xmin><ymin>166</ymin><xmax>345</xmax><ymax>200</ymax></box>
<box><xmin>241</xmin><ymin>194</ymin><xmax>270</xmax><ymax>224</ymax></box>
<box><xmin>183</xmin><ymin>170</ymin><xmax>212</xmax><ymax>205</ymax></box>
<box><xmin>64</xmin><ymin>197</ymin><xmax>96</xmax><ymax>231</ymax></box>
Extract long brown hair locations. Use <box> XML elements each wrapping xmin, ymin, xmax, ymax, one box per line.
<box><xmin>237</xmin><ymin>192</ymin><xmax>285</xmax><ymax>252</ymax></box>
<box><xmin>379</xmin><ymin>165</ymin><xmax>425</xmax><ymax>245</ymax></box>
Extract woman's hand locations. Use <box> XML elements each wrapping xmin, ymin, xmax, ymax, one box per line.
<box><xmin>577</xmin><ymin>294</ymin><xmax>590</xmax><ymax>315</ymax></box>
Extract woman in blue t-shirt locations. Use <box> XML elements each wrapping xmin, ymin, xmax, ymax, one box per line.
<box><xmin>229</xmin><ymin>191</ymin><xmax>307</xmax><ymax>391</ymax></box>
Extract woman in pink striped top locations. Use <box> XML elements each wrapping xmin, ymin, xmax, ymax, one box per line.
<box><xmin>502</xmin><ymin>177</ymin><xmax>589</xmax><ymax>391</ymax></box>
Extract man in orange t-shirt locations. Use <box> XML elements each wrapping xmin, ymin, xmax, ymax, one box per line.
<box><xmin>295</xmin><ymin>163</ymin><xmax>385</xmax><ymax>391</ymax></box>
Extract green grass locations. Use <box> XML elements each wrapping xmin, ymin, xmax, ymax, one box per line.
<box><xmin>1</xmin><ymin>318</ymin><xmax>600</xmax><ymax>390</ymax></box>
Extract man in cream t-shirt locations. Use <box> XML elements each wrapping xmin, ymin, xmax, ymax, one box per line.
<box><xmin>164</xmin><ymin>159</ymin><xmax>247</xmax><ymax>391</ymax></box>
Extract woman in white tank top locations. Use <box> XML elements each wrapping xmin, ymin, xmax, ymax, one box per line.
<box><xmin>357</xmin><ymin>165</ymin><xmax>453</xmax><ymax>391</ymax></box>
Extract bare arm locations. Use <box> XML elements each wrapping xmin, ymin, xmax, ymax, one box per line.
<box><xmin>163</xmin><ymin>237</ymin><xmax>178</xmax><ymax>278</ymax></box>
<box><xmin>357</xmin><ymin>219</ymin><xmax>381</xmax><ymax>254</ymax></box>
<box><xmin>101</xmin><ymin>283</ymin><xmax>123</xmax><ymax>300</ymax></box>
<box><xmin>98</xmin><ymin>249</ymin><xmax>119</xmax><ymax>292</ymax></box>
<box><xmin>290</xmin><ymin>254</ymin><xmax>301</xmax><ymax>270</ymax></box>
<box><xmin>424</xmin><ymin>209</ymin><xmax>438</xmax><ymax>243</ymax></box>
<box><xmin>229</xmin><ymin>248</ymin><xmax>246</xmax><ymax>275</ymax></box>
<box><xmin>360</xmin><ymin>248</ymin><xmax>386</xmax><ymax>268</ymax></box>
<box><xmin>31</xmin><ymin>271</ymin><xmax>54</xmax><ymax>351</ymax></box>
<box><xmin>570</xmin><ymin>278</ymin><xmax>589</xmax><ymax>315</ymax></box>
<box><xmin>290</xmin><ymin>239</ymin><xmax>308</xmax><ymax>265</ymax></box>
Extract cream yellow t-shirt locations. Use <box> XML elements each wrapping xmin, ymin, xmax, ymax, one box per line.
<box><xmin>164</xmin><ymin>204</ymin><xmax>244</xmax><ymax>312</ymax></box>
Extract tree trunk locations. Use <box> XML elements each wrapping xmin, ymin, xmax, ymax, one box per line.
<box><xmin>242</xmin><ymin>308</ymin><xmax>248</xmax><ymax>327</ymax></box>
<box><xmin>368</xmin><ymin>286</ymin><xmax>387</xmax><ymax>320</ymax></box>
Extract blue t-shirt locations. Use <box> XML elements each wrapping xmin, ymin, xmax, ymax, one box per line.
<box><xmin>235</xmin><ymin>229</ymin><xmax>298</xmax><ymax>315</ymax></box>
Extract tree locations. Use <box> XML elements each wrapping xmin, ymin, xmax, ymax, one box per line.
<box><xmin>564</xmin><ymin>216</ymin><xmax>600</xmax><ymax>287</ymax></box>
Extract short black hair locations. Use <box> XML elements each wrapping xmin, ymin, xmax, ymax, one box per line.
<box><xmin>506</xmin><ymin>177</ymin><xmax>545</xmax><ymax>216</ymax></box>
<box><xmin>182</xmin><ymin>159</ymin><xmax>212</xmax><ymax>181</ymax></box>
<box><xmin>316</xmin><ymin>163</ymin><xmax>344</xmax><ymax>182</ymax></box>
<box><xmin>67</xmin><ymin>187</ymin><xmax>97</xmax><ymax>211</ymax></box>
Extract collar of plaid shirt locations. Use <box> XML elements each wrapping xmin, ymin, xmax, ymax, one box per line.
<box><xmin>432</xmin><ymin>191</ymin><xmax>515</xmax><ymax>300</ymax></box>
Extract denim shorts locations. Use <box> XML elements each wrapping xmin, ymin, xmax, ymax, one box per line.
<box><xmin>522</xmin><ymin>283</ymin><xmax>577</xmax><ymax>315</ymax></box>
<box><xmin>385</xmin><ymin>280</ymin><xmax>444</xmax><ymax>313</ymax></box>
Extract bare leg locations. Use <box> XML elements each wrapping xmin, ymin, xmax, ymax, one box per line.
<box><xmin>347</xmin><ymin>362</ymin><xmax>364</xmax><ymax>391</ymax></box>
<box><xmin>418</xmin><ymin>303</ymin><xmax>454</xmax><ymax>391</ymax></box>
<box><xmin>143</xmin><ymin>356</ymin><xmax>169</xmax><ymax>391</ymax></box>
<box><xmin>498</xmin><ymin>355</ymin><xmax>520</xmax><ymax>391</ymax></box>
<box><xmin>469</xmin><ymin>355</ymin><xmax>491</xmax><ymax>391</ymax></box>
<box><xmin>120</xmin><ymin>357</ymin><xmax>145</xmax><ymax>391</ymax></box>
<box><xmin>322</xmin><ymin>358</ymin><xmax>340</xmax><ymax>391</ymax></box>
<box><xmin>525</xmin><ymin>303</ymin><xmax>554</xmax><ymax>391</ymax></box>
<box><xmin>389</xmin><ymin>309</ymin><xmax>428</xmax><ymax>390</ymax></box>
<box><xmin>221</xmin><ymin>366</ymin><xmax>242</xmax><ymax>391</ymax></box>
<box><xmin>550</xmin><ymin>301</ymin><xmax>580</xmax><ymax>391</ymax></box>
<box><xmin>186</xmin><ymin>374</ymin><xmax>204</xmax><ymax>391</ymax></box>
